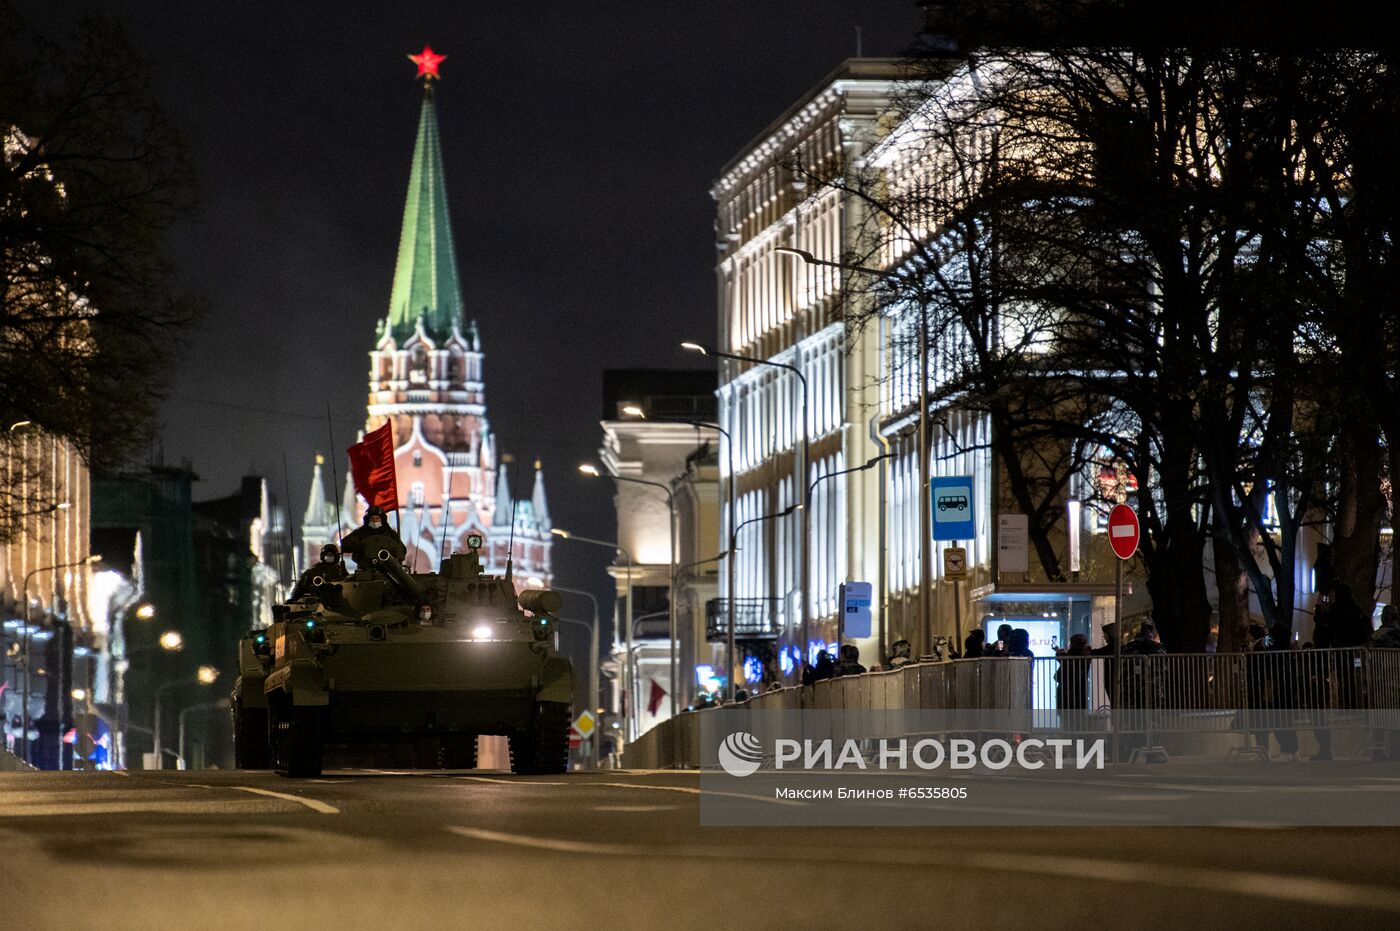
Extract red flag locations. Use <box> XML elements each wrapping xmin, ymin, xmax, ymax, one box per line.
<box><xmin>62</xmin><ymin>728</ymin><xmax>78</xmax><ymax>745</ymax></box>
<box><xmin>347</xmin><ymin>422</ymin><xmax>399</xmax><ymax>512</ymax></box>
<box><xmin>647</xmin><ymin>678</ymin><xmax>667</xmax><ymax>716</ymax></box>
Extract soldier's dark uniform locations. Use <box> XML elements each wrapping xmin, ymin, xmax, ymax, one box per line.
<box><xmin>290</xmin><ymin>548</ymin><xmax>349</xmax><ymax>601</ymax></box>
<box><xmin>343</xmin><ymin>505</ymin><xmax>407</xmax><ymax>566</ymax></box>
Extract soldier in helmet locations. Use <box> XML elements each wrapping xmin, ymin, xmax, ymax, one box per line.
<box><xmin>343</xmin><ymin>504</ymin><xmax>407</xmax><ymax>567</ymax></box>
<box><xmin>291</xmin><ymin>543</ymin><xmax>349</xmax><ymax>600</ymax></box>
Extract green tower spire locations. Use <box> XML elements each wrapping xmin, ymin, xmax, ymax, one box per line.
<box><xmin>385</xmin><ymin>79</ymin><xmax>463</xmax><ymax>342</ymax></box>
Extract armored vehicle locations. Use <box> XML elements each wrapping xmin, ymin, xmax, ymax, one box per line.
<box><xmin>232</xmin><ymin>533</ymin><xmax>573</xmax><ymax>777</ymax></box>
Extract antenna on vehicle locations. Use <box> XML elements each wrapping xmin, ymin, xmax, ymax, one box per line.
<box><xmin>326</xmin><ymin>403</ymin><xmax>345</xmax><ymax>547</ymax></box>
<box><xmin>438</xmin><ymin>470</ymin><xmax>453</xmax><ymax>566</ymax></box>
<box><xmin>505</xmin><ymin>498</ymin><xmax>518</xmax><ymax>583</ymax></box>
<box><xmin>281</xmin><ymin>452</ymin><xmax>296</xmax><ymax>586</ymax></box>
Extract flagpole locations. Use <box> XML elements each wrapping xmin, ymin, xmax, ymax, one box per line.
<box><xmin>326</xmin><ymin>403</ymin><xmax>345</xmax><ymax>546</ymax></box>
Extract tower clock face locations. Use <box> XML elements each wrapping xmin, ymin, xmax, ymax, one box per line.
<box><xmin>467</xmin><ymin>533</ymin><xmax>483</xmax><ymax>551</ymax></box>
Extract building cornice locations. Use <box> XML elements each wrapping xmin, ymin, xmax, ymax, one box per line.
<box><xmin>711</xmin><ymin>59</ymin><xmax>904</xmax><ymax>198</ymax></box>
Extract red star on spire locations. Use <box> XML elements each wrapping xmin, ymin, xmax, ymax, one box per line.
<box><xmin>408</xmin><ymin>45</ymin><xmax>446</xmax><ymax>80</ymax></box>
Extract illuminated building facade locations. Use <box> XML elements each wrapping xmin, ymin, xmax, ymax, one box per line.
<box><xmin>597</xmin><ymin>369</ymin><xmax>717</xmax><ymax>731</ymax></box>
<box><xmin>0</xmin><ymin>429</ymin><xmax>93</xmax><ymax>768</ymax></box>
<box><xmin>711</xmin><ymin>60</ymin><xmax>901</xmax><ymax>682</ymax></box>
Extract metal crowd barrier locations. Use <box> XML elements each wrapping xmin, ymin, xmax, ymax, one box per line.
<box><xmin>620</xmin><ymin>648</ymin><xmax>1400</xmax><ymax>768</ymax></box>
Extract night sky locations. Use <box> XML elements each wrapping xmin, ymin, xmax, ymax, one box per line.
<box><xmin>37</xmin><ymin>1</ymin><xmax>919</xmax><ymax>627</ymax></box>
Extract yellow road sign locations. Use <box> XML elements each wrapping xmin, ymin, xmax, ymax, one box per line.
<box><xmin>573</xmin><ymin>710</ymin><xmax>597</xmax><ymax>738</ymax></box>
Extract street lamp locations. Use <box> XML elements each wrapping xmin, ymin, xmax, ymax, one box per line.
<box><xmin>683</xmin><ymin>420</ymin><xmax>739</xmax><ymax>688</ymax></box>
<box><xmin>808</xmin><ymin>451</ymin><xmax>894</xmax><ymax>644</ymax></box>
<box><xmin>551</xmin><ymin>528</ymin><xmax>637</xmax><ymax>741</ymax></box>
<box><xmin>153</xmin><ymin>665</ymin><xmax>218</xmax><ymax>769</ymax></box>
<box><xmin>729</xmin><ymin>502</ymin><xmax>802</xmax><ymax>700</ymax></box>
<box><xmin>530</xmin><ymin>578</ymin><xmax>601</xmax><ymax>770</ymax></box>
<box><xmin>683</xmin><ymin>340</ymin><xmax>812</xmax><ymax>670</ymax></box>
<box><xmin>578</xmin><ymin>462</ymin><xmax>679</xmax><ymax>719</ymax></box>
<box><xmin>134</xmin><ymin>603</ymin><xmax>156</xmax><ymax>621</ymax></box>
<box><xmin>19</xmin><ymin>554</ymin><xmax>100</xmax><ymax>764</ymax></box>
<box><xmin>158</xmin><ymin>631</ymin><xmax>184</xmax><ymax>652</ymax></box>
<box><xmin>776</xmin><ymin>246</ymin><xmax>935</xmax><ymax>653</ymax></box>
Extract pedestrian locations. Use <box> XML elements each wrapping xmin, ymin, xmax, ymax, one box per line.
<box><xmin>989</xmin><ymin>623</ymin><xmax>1014</xmax><ymax>656</ymax></box>
<box><xmin>1055</xmin><ymin>633</ymin><xmax>1091</xmax><ymax>717</ymax></box>
<box><xmin>1008</xmin><ymin>628</ymin><xmax>1034</xmax><ymax>658</ymax></box>
<box><xmin>1253</xmin><ymin>622</ymin><xmax>1300</xmax><ymax>761</ymax></box>
<box><xmin>1091</xmin><ymin>622</ymin><xmax>1120</xmax><ymax>699</ymax></box>
<box><xmin>1300</xmin><ymin>636</ymin><xmax>1334</xmax><ymax>761</ymax></box>
<box><xmin>888</xmin><ymin>639</ymin><xmax>915</xmax><ymax>668</ymax></box>
<box><xmin>833</xmin><ymin>644</ymin><xmax>867</xmax><ymax>677</ymax></box>
<box><xmin>1369</xmin><ymin>604</ymin><xmax>1400</xmax><ymax>649</ymax></box>
<box><xmin>1329</xmin><ymin>585</ymin><xmax>1372</xmax><ymax>648</ymax></box>
<box><xmin>1365</xmin><ymin>604</ymin><xmax>1400</xmax><ymax>759</ymax></box>
<box><xmin>1119</xmin><ymin>621</ymin><xmax>1166</xmax><ymax>758</ymax></box>
<box><xmin>961</xmin><ymin>630</ymin><xmax>985</xmax><ymax>659</ymax></box>
<box><xmin>802</xmin><ymin>651</ymin><xmax>835</xmax><ymax>685</ymax></box>
<box><xmin>1316</xmin><ymin>584</ymin><xmax>1369</xmax><ymax>710</ymax></box>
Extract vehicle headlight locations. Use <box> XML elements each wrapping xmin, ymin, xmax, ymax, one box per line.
<box><xmin>471</xmin><ymin>624</ymin><xmax>493</xmax><ymax>640</ymax></box>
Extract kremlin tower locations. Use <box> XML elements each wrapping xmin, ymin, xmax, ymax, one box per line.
<box><xmin>301</xmin><ymin>47</ymin><xmax>551</xmax><ymax>582</ymax></box>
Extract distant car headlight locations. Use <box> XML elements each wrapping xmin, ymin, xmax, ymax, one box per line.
<box><xmin>471</xmin><ymin>624</ymin><xmax>493</xmax><ymax>640</ymax></box>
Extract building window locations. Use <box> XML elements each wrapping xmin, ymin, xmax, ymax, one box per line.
<box><xmin>413</xmin><ymin>450</ymin><xmax>423</xmax><ymax>468</ymax></box>
<box><xmin>410</xmin><ymin>482</ymin><xmax>424</xmax><ymax>507</ymax></box>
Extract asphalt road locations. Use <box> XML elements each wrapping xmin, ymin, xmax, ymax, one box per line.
<box><xmin>3</xmin><ymin>766</ymin><xmax>1400</xmax><ymax>929</ymax></box>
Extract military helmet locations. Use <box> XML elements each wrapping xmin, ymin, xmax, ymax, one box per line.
<box><xmin>366</xmin><ymin>505</ymin><xmax>388</xmax><ymax>520</ymax></box>
<box><xmin>320</xmin><ymin>543</ymin><xmax>340</xmax><ymax>561</ymax></box>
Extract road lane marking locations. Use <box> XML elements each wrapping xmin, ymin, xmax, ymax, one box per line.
<box><xmin>449</xmin><ymin>827</ymin><xmax>651</xmax><ymax>855</ymax></box>
<box><xmin>225</xmin><ymin>786</ymin><xmax>340</xmax><ymax>814</ymax></box>
<box><xmin>593</xmin><ymin>805</ymin><xmax>679</xmax><ymax>812</ymax></box>
<box><xmin>592</xmin><ymin>781</ymin><xmax>804</xmax><ymax>806</ymax></box>
<box><xmin>450</xmin><ymin>828</ymin><xmax>1400</xmax><ymax>914</ymax></box>
<box><xmin>459</xmin><ymin>776</ymin><xmax>570</xmax><ymax>786</ymax></box>
<box><xmin>0</xmin><ymin>800</ymin><xmax>276</xmax><ymax>816</ymax></box>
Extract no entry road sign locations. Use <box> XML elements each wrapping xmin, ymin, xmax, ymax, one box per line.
<box><xmin>1107</xmin><ymin>504</ymin><xmax>1139</xmax><ymax>560</ymax></box>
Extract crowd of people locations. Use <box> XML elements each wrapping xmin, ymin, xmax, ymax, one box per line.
<box><xmin>690</xmin><ymin>584</ymin><xmax>1400</xmax><ymax>743</ymax></box>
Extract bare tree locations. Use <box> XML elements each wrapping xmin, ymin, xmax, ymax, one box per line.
<box><xmin>806</xmin><ymin>32</ymin><xmax>1394</xmax><ymax>650</ymax></box>
<box><xmin>1</xmin><ymin>4</ymin><xmax>198</xmax><ymax>536</ymax></box>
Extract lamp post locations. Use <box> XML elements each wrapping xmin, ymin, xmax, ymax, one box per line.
<box><xmin>532</xmin><ymin>580</ymin><xmax>601</xmax><ymax>770</ymax></box>
<box><xmin>807</xmin><ymin>451</ymin><xmax>894</xmax><ymax>644</ymax></box>
<box><xmin>672</xmin><ymin>549</ymin><xmax>728</xmax><ymax>708</ymax></box>
<box><xmin>680</xmin><ymin>420</ymin><xmax>741</xmax><ymax>689</ymax></box>
<box><xmin>729</xmin><ymin>502</ymin><xmax>803</xmax><ymax>700</ymax></box>
<box><xmin>579</xmin><ymin>462</ymin><xmax>679</xmax><ymax>718</ymax></box>
<box><xmin>550</xmin><ymin>529</ymin><xmax>636</xmax><ymax>741</ymax></box>
<box><xmin>19</xmin><ymin>554</ymin><xmax>100</xmax><ymax>764</ymax></box>
<box><xmin>776</xmin><ymin>246</ymin><xmax>935</xmax><ymax>652</ymax></box>
<box><xmin>153</xmin><ymin>665</ymin><xmax>218</xmax><ymax>769</ymax></box>
<box><xmin>683</xmin><ymin>342</ymin><xmax>812</xmax><ymax>672</ymax></box>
